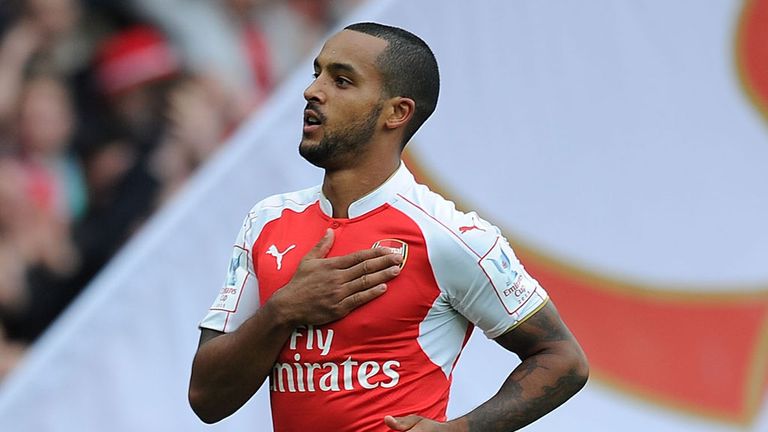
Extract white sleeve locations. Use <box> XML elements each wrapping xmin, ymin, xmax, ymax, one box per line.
<box><xmin>390</xmin><ymin>187</ymin><xmax>550</xmax><ymax>339</ymax></box>
<box><xmin>450</xmin><ymin>234</ymin><xmax>549</xmax><ymax>339</ymax></box>
<box><xmin>199</xmin><ymin>213</ymin><xmax>261</xmax><ymax>333</ymax></box>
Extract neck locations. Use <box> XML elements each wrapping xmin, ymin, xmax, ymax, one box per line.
<box><xmin>322</xmin><ymin>154</ymin><xmax>401</xmax><ymax>218</ymax></box>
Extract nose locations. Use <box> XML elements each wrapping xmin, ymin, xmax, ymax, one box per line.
<box><xmin>303</xmin><ymin>78</ymin><xmax>325</xmax><ymax>103</ymax></box>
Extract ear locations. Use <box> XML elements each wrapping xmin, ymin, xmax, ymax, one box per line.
<box><xmin>384</xmin><ymin>97</ymin><xmax>415</xmax><ymax>131</ymax></box>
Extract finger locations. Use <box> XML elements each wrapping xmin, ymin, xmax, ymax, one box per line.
<box><xmin>384</xmin><ymin>415</ymin><xmax>422</xmax><ymax>430</ymax></box>
<box><xmin>304</xmin><ymin>229</ymin><xmax>334</xmax><ymax>260</ymax></box>
<box><xmin>326</xmin><ymin>247</ymin><xmax>393</xmax><ymax>269</ymax></box>
<box><xmin>340</xmin><ymin>253</ymin><xmax>403</xmax><ymax>282</ymax></box>
<box><xmin>341</xmin><ymin>265</ymin><xmax>400</xmax><ymax>296</ymax></box>
<box><xmin>337</xmin><ymin>284</ymin><xmax>387</xmax><ymax>313</ymax></box>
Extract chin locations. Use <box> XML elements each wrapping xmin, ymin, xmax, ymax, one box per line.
<box><xmin>299</xmin><ymin>141</ymin><xmax>318</xmax><ymax>157</ymax></box>
<box><xmin>299</xmin><ymin>143</ymin><xmax>330</xmax><ymax>168</ymax></box>
<box><xmin>300</xmin><ymin>134</ymin><xmax>323</xmax><ymax>149</ymax></box>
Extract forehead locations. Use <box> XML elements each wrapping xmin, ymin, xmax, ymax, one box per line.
<box><xmin>315</xmin><ymin>30</ymin><xmax>388</xmax><ymax>73</ymax></box>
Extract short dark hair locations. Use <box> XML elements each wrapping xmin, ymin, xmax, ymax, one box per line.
<box><xmin>345</xmin><ymin>22</ymin><xmax>440</xmax><ymax>147</ymax></box>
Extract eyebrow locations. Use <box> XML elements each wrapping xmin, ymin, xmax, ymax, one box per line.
<box><xmin>313</xmin><ymin>59</ymin><xmax>359</xmax><ymax>76</ymax></box>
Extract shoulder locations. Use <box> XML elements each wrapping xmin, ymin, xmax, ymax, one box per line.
<box><xmin>391</xmin><ymin>182</ymin><xmax>501</xmax><ymax>259</ymax></box>
<box><xmin>248</xmin><ymin>185</ymin><xmax>321</xmax><ymax>216</ymax></box>
<box><xmin>235</xmin><ymin>185</ymin><xmax>321</xmax><ymax>245</ymax></box>
<box><xmin>244</xmin><ymin>185</ymin><xmax>321</xmax><ymax>223</ymax></box>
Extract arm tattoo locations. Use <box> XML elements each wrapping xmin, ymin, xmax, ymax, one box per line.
<box><xmin>464</xmin><ymin>302</ymin><xmax>588</xmax><ymax>431</ymax></box>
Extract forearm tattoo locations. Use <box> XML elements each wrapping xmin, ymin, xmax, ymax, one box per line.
<box><xmin>465</xmin><ymin>303</ymin><xmax>588</xmax><ymax>432</ymax></box>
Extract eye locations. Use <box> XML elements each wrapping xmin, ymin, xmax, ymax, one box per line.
<box><xmin>312</xmin><ymin>72</ymin><xmax>319</xmax><ymax>79</ymax></box>
<box><xmin>335</xmin><ymin>76</ymin><xmax>351</xmax><ymax>88</ymax></box>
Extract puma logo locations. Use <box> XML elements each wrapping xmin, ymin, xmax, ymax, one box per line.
<box><xmin>459</xmin><ymin>221</ymin><xmax>486</xmax><ymax>234</ymax></box>
<box><xmin>266</xmin><ymin>244</ymin><xmax>296</xmax><ymax>270</ymax></box>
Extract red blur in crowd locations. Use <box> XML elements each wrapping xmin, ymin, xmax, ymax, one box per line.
<box><xmin>0</xmin><ymin>0</ymin><xmax>361</xmax><ymax>381</ymax></box>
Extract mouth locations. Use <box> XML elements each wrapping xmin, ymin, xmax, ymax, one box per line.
<box><xmin>303</xmin><ymin>108</ymin><xmax>324</xmax><ymax>133</ymax></box>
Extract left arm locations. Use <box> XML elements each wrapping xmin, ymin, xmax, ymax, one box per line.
<box><xmin>385</xmin><ymin>300</ymin><xmax>589</xmax><ymax>431</ymax></box>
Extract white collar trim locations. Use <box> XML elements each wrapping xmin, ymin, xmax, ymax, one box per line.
<box><xmin>318</xmin><ymin>162</ymin><xmax>414</xmax><ymax>218</ymax></box>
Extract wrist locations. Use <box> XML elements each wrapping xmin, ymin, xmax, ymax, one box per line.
<box><xmin>444</xmin><ymin>417</ymin><xmax>469</xmax><ymax>432</ymax></box>
<box><xmin>262</xmin><ymin>289</ymin><xmax>299</xmax><ymax>329</ymax></box>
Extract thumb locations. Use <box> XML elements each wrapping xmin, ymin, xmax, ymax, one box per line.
<box><xmin>384</xmin><ymin>414</ymin><xmax>422</xmax><ymax>431</ymax></box>
<box><xmin>305</xmin><ymin>228</ymin><xmax>334</xmax><ymax>259</ymax></box>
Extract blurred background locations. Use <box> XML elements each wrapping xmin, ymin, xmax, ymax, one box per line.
<box><xmin>0</xmin><ymin>0</ymin><xmax>766</xmax><ymax>431</ymax></box>
<box><xmin>0</xmin><ymin>0</ymin><xmax>360</xmax><ymax>371</ymax></box>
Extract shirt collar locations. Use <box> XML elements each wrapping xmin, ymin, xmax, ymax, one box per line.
<box><xmin>318</xmin><ymin>162</ymin><xmax>414</xmax><ymax>218</ymax></box>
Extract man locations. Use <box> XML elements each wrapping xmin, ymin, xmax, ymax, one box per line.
<box><xmin>188</xmin><ymin>22</ymin><xmax>588</xmax><ymax>431</ymax></box>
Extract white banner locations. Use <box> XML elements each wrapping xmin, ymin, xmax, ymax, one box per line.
<box><xmin>0</xmin><ymin>1</ymin><xmax>766</xmax><ymax>431</ymax></box>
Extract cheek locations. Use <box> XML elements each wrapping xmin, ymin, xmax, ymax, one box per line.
<box><xmin>337</xmin><ymin>100</ymin><xmax>377</xmax><ymax>123</ymax></box>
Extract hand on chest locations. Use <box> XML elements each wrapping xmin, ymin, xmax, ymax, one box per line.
<box><xmin>255</xmin><ymin>219</ymin><xmax>440</xmax><ymax>329</ymax></box>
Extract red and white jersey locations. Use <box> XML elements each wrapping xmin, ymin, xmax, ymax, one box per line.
<box><xmin>199</xmin><ymin>163</ymin><xmax>549</xmax><ymax>432</ymax></box>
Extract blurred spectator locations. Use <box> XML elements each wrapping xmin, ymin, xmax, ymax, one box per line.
<box><xmin>71</xmin><ymin>25</ymin><xmax>177</xmax><ymax>286</ymax></box>
<box><xmin>23</xmin><ymin>0</ymin><xmax>86</xmax><ymax>74</ymax></box>
<box><xmin>128</xmin><ymin>0</ymin><xmax>264</xmax><ymax>119</ymax></box>
<box><xmin>0</xmin><ymin>0</ymin><xmax>364</xmax><ymax>380</ymax></box>
<box><xmin>0</xmin><ymin>159</ymin><xmax>29</xmax><ymax>379</ymax></box>
<box><xmin>0</xmin><ymin>152</ymin><xmax>79</xmax><ymax>343</ymax></box>
<box><xmin>150</xmin><ymin>75</ymin><xmax>232</xmax><ymax>204</ymax></box>
<box><xmin>93</xmin><ymin>25</ymin><xmax>178</xmax><ymax>152</ymax></box>
<box><xmin>0</xmin><ymin>74</ymin><xmax>84</xmax><ymax>344</ymax></box>
<box><xmin>17</xmin><ymin>74</ymin><xmax>87</xmax><ymax>222</ymax></box>
<box><xmin>0</xmin><ymin>17</ymin><xmax>42</xmax><ymax>135</ymax></box>
<box><xmin>0</xmin><ymin>159</ymin><xmax>31</xmax><ymax>317</ymax></box>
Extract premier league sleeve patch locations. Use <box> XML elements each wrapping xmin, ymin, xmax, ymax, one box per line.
<box><xmin>478</xmin><ymin>237</ymin><xmax>538</xmax><ymax>314</ymax></box>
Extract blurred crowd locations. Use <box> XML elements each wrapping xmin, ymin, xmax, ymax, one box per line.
<box><xmin>0</xmin><ymin>0</ymin><xmax>361</xmax><ymax>380</ymax></box>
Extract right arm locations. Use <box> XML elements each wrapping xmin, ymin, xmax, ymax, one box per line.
<box><xmin>188</xmin><ymin>229</ymin><xmax>403</xmax><ymax>423</ymax></box>
<box><xmin>187</xmin><ymin>304</ymin><xmax>294</xmax><ymax>424</ymax></box>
